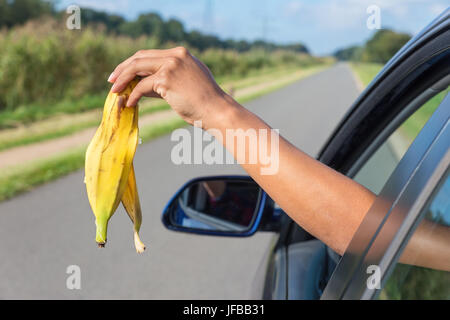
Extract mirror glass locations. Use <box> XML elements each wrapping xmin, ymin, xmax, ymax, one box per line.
<box><xmin>168</xmin><ymin>179</ymin><xmax>262</xmax><ymax>232</ymax></box>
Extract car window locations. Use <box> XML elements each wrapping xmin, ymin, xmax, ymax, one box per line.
<box><xmin>378</xmin><ymin>171</ymin><xmax>450</xmax><ymax>300</ymax></box>
<box><xmin>354</xmin><ymin>89</ymin><xmax>449</xmax><ymax>194</ymax></box>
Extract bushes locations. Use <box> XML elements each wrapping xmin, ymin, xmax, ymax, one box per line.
<box><xmin>0</xmin><ymin>18</ymin><xmax>147</xmax><ymax>111</ymax></box>
<box><xmin>201</xmin><ymin>48</ymin><xmax>322</xmax><ymax>77</ymax></box>
<box><xmin>334</xmin><ymin>29</ymin><xmax>411</xmax><ymax>64</ymax></box>
<box><xmin>0</xmin><ymin>17</ymin><xmax>322</xmax><ymax>113</ymax></box>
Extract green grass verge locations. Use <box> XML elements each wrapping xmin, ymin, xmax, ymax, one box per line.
<box><xmin>350</xmin><ymin>62</ymin><xmax>383</xmax><ymax>86</ymax></box>
<box><xmin>0</xmin><ymin>120</ymin><xmax>98</xmax><ymax>152</ymax></box>
<box><xmin>0</xmin><ymin>93</ymin><xmax>108</xmax><ymax>129</ymax></box>
<box><xmin>236</xmin><ymin>65</ymin><xmax>328</xmax><ymax>104</ymax></box>
<box><xmin>399</xmin><ymin>88</ymin><xmax>449</xmax><ymax>142</ymax></box>
<box><xmin>0</xmin><ymin>146</ymin><xmax>86</xmax><ymax>202</ymax></box>
<box><xmin>0</xmin><ymin>101</ymin><xmax>170</xmax><ymax>152</ymax></box>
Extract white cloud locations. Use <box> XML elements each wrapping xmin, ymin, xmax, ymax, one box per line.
<box><xmin>429</xmin><ymin>4</ymin><xmax>448</xmax><ymax>15</ymax></box>
<box><xmin>284</xmin><ymin>1</ymin><xmax>302</xmax><ymax>16</ymax></box>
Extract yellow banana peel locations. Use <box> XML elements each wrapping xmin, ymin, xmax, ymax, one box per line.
<box><xmin>85</xmin><ymin>78</ymin><xmax>146</xmax><ymax>253</ymax></box>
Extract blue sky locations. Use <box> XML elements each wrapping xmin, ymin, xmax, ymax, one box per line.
<box><xmin>58</xmin><ymin>0</ymin><xmax>449</xmax><ymax>55</ymax></box>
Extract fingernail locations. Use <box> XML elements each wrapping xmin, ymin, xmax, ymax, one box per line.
<box><xmin>111</xmin><ymin>83</ymin><xmax>118</xmax><ymax>92</ymax></box>
<box><xmin>107</xmin><ymin>72</ymin><xmax>115</xmax><ymax>83</ymax></box>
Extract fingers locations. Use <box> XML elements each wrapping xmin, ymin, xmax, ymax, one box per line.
<box><xmin>111</xmin><ymin>57</ymin><xmax>164</xmax><ymax>93</ymax></box>
<box><xmin>108</xmin><ymin>50</ymin><xmax>159</xmax><ymax>83</ymax></box>
<box><xmin>127</xmin><ymin>76</ymin><xmax>157</xmax><ymax>107</ymax></box>
<box><xmin>108</xmin><ymin>47</ymin><xmax>187</xmax><ymax>83</ymax></box>
<box><xmin>108</xmin><ymin>55</ymin><xmax>138</xmax><ymax>83</ymax></box>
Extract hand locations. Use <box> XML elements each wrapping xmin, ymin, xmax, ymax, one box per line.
<box><xmin>108</xmin><ymin>47</ymin><xmax>231</xmax><ymax>128</ymax></box>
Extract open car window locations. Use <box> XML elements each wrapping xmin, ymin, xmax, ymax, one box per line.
<box><xmin>321</xmin><ymin>92</ymin><xmax>450</xmax><ymax>300</ymax></box>
<box><xmin>379</xmin><ymin>170</ymin><xmax>450</xmax><ymax>299</ymax></box>
<box><xmin>354</xmin><ymin>88</ymin><xmax>449</xmax><ymax>194</ymax></box>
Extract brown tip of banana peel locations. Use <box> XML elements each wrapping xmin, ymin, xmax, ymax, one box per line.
<box><xmin>97</xmin><ymin>242</ymin><xmax>106</xmax><ymax>248</ymax></box>
<box><xmin>117</xmin><ymin>95</ymin><xmax>125</xmax><ymax>109</ymax></box>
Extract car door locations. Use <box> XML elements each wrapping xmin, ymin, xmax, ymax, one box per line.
<box><xmin>321</xmin><ymin>91</ymin><xmax>449</xmax><ymax>299</ymax></box>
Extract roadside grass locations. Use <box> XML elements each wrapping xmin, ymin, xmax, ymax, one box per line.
<box><xmin>235</xmin><ymin>64</ymin><xmax>328</xmax><ymax>104</ymax></box>
<box><xmin>350</xmin><ymin>62</ymin><xmax>449</xmax><ymax>142</ymax></box>
<box><xmin>0</xmin><ymin>100</ymin><xmax>169</xmax><ymax>151</ymax></box>
<box><xmin>0</xmin><ymin>64</ymin><xmax>328</xmax><ymax>152</ymax></box>
<box><xmin>0</xmin><ymin>63</ymin><xmax>331</xmax><ymax>202</ymax></box>
<box><xmin>0</xmin><ymin>147</ymin><xmax>86</xmax><ymax>202</ymax></box>
<box><xmin>398</xmin><ymin>88</ymin><xmax>449</xmax><ymax>142</ymax></box>
<box><xmin>350</xmin><ymin>62</ymin><xmax>383</xmax><ymax>86</ymax></box>
<box><xmin>0</xmin><ymin>120</ymin><xmax>98</xmax><ymax>152</ymax></box>
<box><xmin>0</xmin><ymin>93</ymin><xmax>107</xmax><ymax>129</ymax></box>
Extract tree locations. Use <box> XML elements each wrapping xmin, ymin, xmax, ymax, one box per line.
<box><xmin>0</xmin><ymin>0</ymin><xmax>312</xmax><ymax>55</ymax></box>
<box><xmin>362</xmin><ymin>29</ymin><xmax>411</xmax><ymax>63</ymax></box>
<box><xmin>80</xmin><ymin>8</ymin><xmax>125</xmax><ymax>33</ymax></box>
<box><xmin>334</xmin><ymin>46</ymin><xmax>363</xmax><ymax>61</ymax></box>
<box><xmin>119</xmin><ymin>12</ymin><xmax>164</xmax><ymax>40</ymax></box>
<box><xmin>164</xmin><ymin>18</ymin><xmax>185</xmax><ymax>43</ymax></box>
<box><xmin>0</xmin><ymin>0</ymin><xmax>53</xmax><ymax>28</ymax></box>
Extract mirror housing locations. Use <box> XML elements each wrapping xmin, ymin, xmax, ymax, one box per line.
<box><xmin>162</xmin><ymin>176</ymin><xmax>280</xmax><ymax>236</ymax></box>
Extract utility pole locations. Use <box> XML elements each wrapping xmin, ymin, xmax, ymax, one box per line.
<box><xmin>262</xmin><ymin>0</ymin><xmax>268</xmax><ymax>42</ymax></box>
<box><xmin>203</xmin><ymin>0</ymin><xmax>214</xmax><ymax>34</ymax></box>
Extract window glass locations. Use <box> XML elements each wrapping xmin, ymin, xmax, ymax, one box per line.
<box><xmin>379</xmin><ymin>172</ymin><xmax>450</xmax><ymax>300</ymax></box>
<box><xmin>354</xmin><ymin>90</ymin><xmax>448</xmax><ymax>194</ymax></box>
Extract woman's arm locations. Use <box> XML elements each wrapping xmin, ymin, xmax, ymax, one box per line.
<box><xmin>108</xmin><ymin>47</ymin><xmax>449</xmax><ymax>269</ymax></box>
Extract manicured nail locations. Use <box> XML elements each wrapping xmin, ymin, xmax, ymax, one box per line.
<box><xmin>107</xmin><ymin>72</ymin><xmax>115</xmax><ymax>83</ymax></box>
<box><xmin>111</xmin><ymin>82</ymin><xmax>118</xmax><ymax>92</ymax></box>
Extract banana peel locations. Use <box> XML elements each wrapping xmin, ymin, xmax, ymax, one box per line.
<box><xmin>85</xmin><ymin>78</ymin><xmax>146</xmax><ymax>253</ymax></box>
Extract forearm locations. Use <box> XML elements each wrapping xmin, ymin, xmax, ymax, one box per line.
<box><xmin>208</xmin><ymin>97</ymin><xmax>376</xmax><ymax>254</ymax></box>
<box><xmin>400</xmin><ymin>221</ymin><xmax>450</xmax><ymax>271</ymax></box>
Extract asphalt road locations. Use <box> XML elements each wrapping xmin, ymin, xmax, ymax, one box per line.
<box><xmin>0</xmin><ymin>63</ymin><xmax>360</xmax><ymax>299</ymax></box>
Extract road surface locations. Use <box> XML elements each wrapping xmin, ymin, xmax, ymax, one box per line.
<box><xmin>0</xmin><ymin>63</ymin><xmax>361</xmax><ymax>299</ymax></box>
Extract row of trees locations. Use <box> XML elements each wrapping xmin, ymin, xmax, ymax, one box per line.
<box><xmin>334</xmin><ymin>29</ymin><xmax>411</xmax><ymax>63</ymax></box>
<box><xmin>0</xmin><ymin>0</ymin><xmax>53</xmax><ymax>28</ymax></box>
<box><xmin>0</xmin><ymin>0</ymin><xmax>309</xmax><ymax>53</ymax></box>
<box><xmin>78</xmin><ymin>9</ymin><xmax>310</xmax><ymax>53</ymax></box>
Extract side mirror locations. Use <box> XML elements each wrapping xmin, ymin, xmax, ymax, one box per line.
<box><xmin>162</xmin><ymin>176</ymin><xmax>278</xmax><ymax>236</ymax></box>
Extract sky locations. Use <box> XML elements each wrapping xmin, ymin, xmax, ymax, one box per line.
<box><xmin>57</xmin><ymin>0</ymin><xmax>449</xmax><ymax>55</ymax></box>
